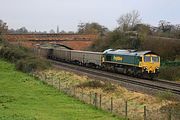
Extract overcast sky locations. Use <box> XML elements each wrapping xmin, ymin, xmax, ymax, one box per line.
<box><xmin>1</xmin><ymin>0</ymin><xmax>180</xmax><ymax>32</ymax></box>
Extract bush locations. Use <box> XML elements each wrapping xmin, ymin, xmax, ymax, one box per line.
<box><xmin>161</xmin><ymin>61</ymin><xmax>180</xmax><ymax>67</ymax></box>
<box><xmin>77</xmin><ymin>80</ymin><xmax>116</xmax><ymax>92</ymax></box>
<box><xmin>103</xmin><ymin>82</ymin><xmax>116</xmax><ymax>92</ymax></box>
<box><xmin>0</xmin><ymin>42</ymin><xmax>51</xmax><ymax>73</ymax></box>
<box><xmin>159</xmin><ymin>66</ymin><xmax>180</xmax><ymax>81</ymax></box>
<box><xmin>156</xmin><ymin>91</ymin><xmax>176</xmax><ymax>101</ymax></box>
<box><xmin>77</xmin><ymin>80</ymin><xmax>104</xmax><ymax>88</ymax></box>
<box><xmin>0</xmin><ymin>46</ymin><xmax>27</xmax><ymax>62</ymax></box>
<box><xmin>160</xmin><ymin>103</ymin><xmax>180</xmax><ymax>120</ymax></box>
<box><xmin>16</xmin><ymin>57</ymin><xmax>50</xmax><ymax>73</ymax></box>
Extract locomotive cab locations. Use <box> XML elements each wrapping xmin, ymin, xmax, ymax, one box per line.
<box><xmin>140</xmin><ymin>53</ymin><xmax>160</xmax><ymax>78</ymax></box>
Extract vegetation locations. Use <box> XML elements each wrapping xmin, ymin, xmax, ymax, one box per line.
<box><xmin>0</xmin><ymin>41</ymin><xmax>50</xmax><ymax>73</ymax></box>
<box><xmin>0</xmin><ymin>60</ymin><xmax>122</xmax><ymax>120</ymax></box>
<box><xmin>159</xmin><ymin>66</ymin><xmax>180</xmax><ymax>81</ymax></box>
<box><xmin>156</xmin><ymin>91</ymin><xmax>176</xmax><ymax>101</ymax></box>
<box><xmin>0</xmin><ymin>20</ymin><xmax>8</xmax><ymax>34</ymax></box>
<box><xmin>77</xmin><ymin>80</ymin><xmax>117</xmax><ymax>92</ymax></box>
<box><xmin>117</xmin><ymin>10</ymin><xmax>141</xmax><ymax>32</ymax></box>
<box><xmin>36</xmin><ymin>69</ymin><xmax>179</xmax><ymax>119</ymax></box>
<box><xmin>77</xmin><ymin>22</ymin><xmax>108</xmax><ymax>35</ymax></box>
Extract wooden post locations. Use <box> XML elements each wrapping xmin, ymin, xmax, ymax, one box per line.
<box><xmin>73</xmin><ymin>87</ymin><xmax>76</xmax><ymax>97</ymax></box>
<box><xmin>66</xmin><ymin>83</ymin><xmax>68</xmax><ymax>89</ymax></box>
<box><xmin>52</xmin><ymin>78</ymin><xmax>53</xmax><ymax>86</ymax></box>
<box><xmin>168</xmin><ymin>108</ymin><xmax>172</xmax><ymax>120</ymax></box>
<box><xmin>144</xmin><ymin>106</ymin><xmax>147</xmax><ymax>120</ymax></box>
<box><xmin>58</xmin><ymin>79</ymin><xmax>61</xmax><ymax>91</ymax></box>
<box><xmin>65</xmin><ymin>83</ymin><xmax>67</xmax><ymax>93</ymax></box>
<box><xmin>81</xmin><ymin>88</ymin><xmax>84</xmax><ymax>100</ymax></box>
<box><xmin>90</xmin><ymin>92</ymin><xmax>92</xmax><ymax>104</ymax></box>
<box><xmin>111</xmin><ymin>97</ymin><xmax>113</xmax><ymax>112</ymax></box>
<box><xmin>99</xmin><ymin>94</ymin><xmax>102</xmax><ymax>108</ymax></box>
<box><xmin>125</xmin><ymin>101</ymin><xmax>128</xmax><ymax>118</ymax></box>
<box><xmin>94</xmin><ymin>93</ymin><xmax>97</xmax><ymax>107</ymax></box>
<box><xmin>45</xmin><ymin>75</ymin><xmax>47</xmax><ymax>83</ymax></box>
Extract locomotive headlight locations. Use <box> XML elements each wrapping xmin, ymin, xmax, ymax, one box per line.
<box><xmin>143</xmin><ymin>67</ymin><xmax>148</xmax><ymax>71</ymax></box>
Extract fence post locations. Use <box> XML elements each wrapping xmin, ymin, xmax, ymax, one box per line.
<box><xmin>99</xmin><ymin>94</ymin><xmax>102</xmax><ymax>108</ymax></box>
<box><xmin>125</xmin><ymin>101</ymin><xmax>128</xmax><ymax>118</ymax></box>
<box><xmin>81</xmin><ymin>88</ymin><xmax>84</xmax><ymax>101</ymax></box>
<box><xmin>45</xmin><ymin>75</ymin><xmax>47</xmax><ymax>83</ymax></box>
<box><xmin>90</xmin><ymin>92</ymin><xmax>92</xmax><ymax>104</ymax></box>
<box><xmin>64</xmin><ymin>83</ymin><xmax>67</xmax><ymax>93</ymax></box>
<box><xmin>111</xmin><ymin>97</ymin><xmax>113</xmax><ymax>112</ymax></box>
<box><xmin>66</xmin><ymin>83</ymin><xmax>68</xmax><ymax>89</ymax></box>
<box><xmin>144</xmin><ymin>106</ymin><xmax>147</xmax><ymax>120</ymax></box>
<box><xmin>168</xmin><ymin>108</ymin><xmax>172</xmax><ymax>120</ymax></box>
<box><xmin>94</xmin><ymin>93</ymin><xmax>97</xmax><ymax>108</ymax></box>
<box><xmin>73</xmin><ymin>87</ymin><xmax>76</xmax><ymax>97</ymax></box>
<box><xmin>52</xmin><ymin>78</ymin><xmax>53</xmax><ymax>86</ymax></box>
<box><xmin>58</xmin><ymin>79</ymin><xmax>61</xmax><ymax>91</ymax></box>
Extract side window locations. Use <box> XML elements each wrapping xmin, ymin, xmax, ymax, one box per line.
<box><xmin>106</xmin><ymin>55</ymin><xmax>111</xmax><ymax>61</ymax></box>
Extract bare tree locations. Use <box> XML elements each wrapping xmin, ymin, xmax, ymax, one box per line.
<box><xmin>117</xmin><ymin>10</ymin><xmax>141</xmax><ymax>31</ymax></box>
<box><xmin>0</xmin><ymin>20</ymin><xmax>8</xmax><ymax>34</ymax></box>
<box><xmin>77</xmin><ymin>22</ymin><xmax>108</xmax><ymax>35</ymax></box>
<box><xmin>158</xmin><ymin>20</ymin><xmax>172</xmax><ymax>32</ymax></box>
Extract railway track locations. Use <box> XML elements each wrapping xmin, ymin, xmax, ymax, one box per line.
<box><xmin>51</xmin><ymin>60</ymin><xmax>180</xmax><ymax>96</ymax></box>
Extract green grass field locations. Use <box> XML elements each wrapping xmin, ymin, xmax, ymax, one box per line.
<box><xmin>0</xmin><ymin>60</ymin><xmax>123</xmax><ymax>120</ymax></box>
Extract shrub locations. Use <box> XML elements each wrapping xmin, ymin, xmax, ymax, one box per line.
<box><xmin>77</xmin><ymin>80</ymin><xmax>104</xmax><ymax>88</ymax></box>
<box><xmin>159</xmin><ymin>66</ymin><xmax>180</xmax><ymax>81</ymax></box>
<box><xmin>160</xmin><ymin>103</ymin><xmax>180</xmax><ymax>120</ymax></box>
<box><xmin>77</xmin><ymin>80</ymin><xmax>117</xmax><ymax>92</ymax></box>
<box><xmin>103</xmin><ymin>82</ymin><xmax>116</xmax><ymax>92</ymax></box>
<box><xmin>156</xmin><ymin>91</ymin><xmax>175</xmax><ymax>101</ymax></box>
<box><xmin>16</xmin><ymin>57</ymin><xmax>50</xmax><ymax>73</ymax></box>
<box><xmin>0</xmin><ymin>42</ymin><xmax>51</xmax><ymax>73</ymax></box>
<box><xmin>0</xmin><ymin>46</ymin><xmax>27</xmax><ymax>62</ymax></box>
<box><xmin>161</xmin><ymin>61</ymin><xmax>180</xmax><ymax>67</ymax></box>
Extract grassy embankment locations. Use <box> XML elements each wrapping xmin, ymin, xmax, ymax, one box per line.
<box><xmin>0</xmin><ymin>60</ymin><xmax>122</xmax><ymax>120</ymax></box>
<box><xmin>36</xmin><ymin>69</ymin><xmax>180</xmax><ymax>120</ymax></box>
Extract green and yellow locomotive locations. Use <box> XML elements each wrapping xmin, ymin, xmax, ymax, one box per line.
<box><xmin>102</xmin><ymin>49</ymin><xmax>160</xmax><ymax>79</ymax></box>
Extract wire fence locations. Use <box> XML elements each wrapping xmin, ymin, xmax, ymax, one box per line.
<box><xmin>36</xmin><ymin>75</ymin><xmax>180</xmax><ymax>120</ymax></box>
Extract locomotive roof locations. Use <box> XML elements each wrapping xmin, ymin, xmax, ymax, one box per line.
<box><xmin>103</xmin><ymin>49</ymin><xmax>157</xmax><ymax>56</ymax></box>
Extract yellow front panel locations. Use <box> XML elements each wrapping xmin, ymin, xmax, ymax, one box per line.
<box><xmin>141</xmin><ymin>54</ymin><xmax>160</xmax><ymax>73</ymax></box>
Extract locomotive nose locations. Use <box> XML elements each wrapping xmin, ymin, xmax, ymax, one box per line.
<box><xmin>149</xmin><ymin>64</ymin><xmax>156</xmax><ymax>73</ymax></box>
